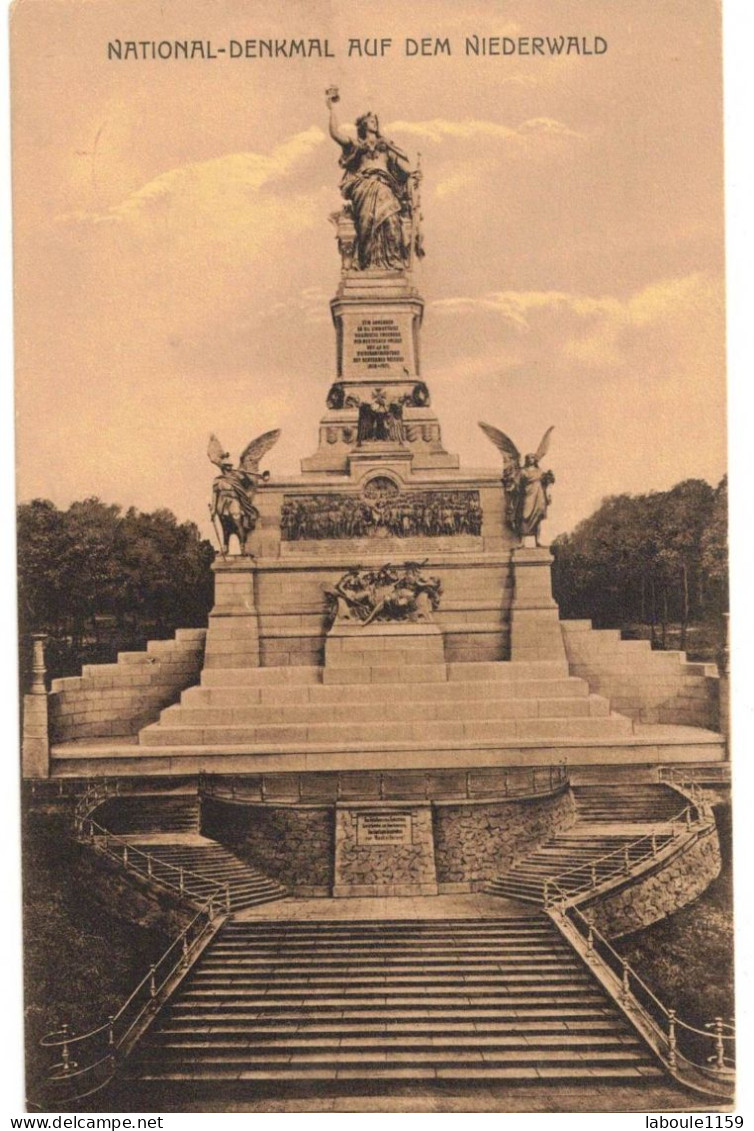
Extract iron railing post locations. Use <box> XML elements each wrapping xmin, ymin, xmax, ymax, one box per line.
<box><xmin>60</xmin><ymin>1024</ymin><xmax>71</xmax><ymax>1076</ymax></box>
<box><xmin>713</xmin><ymin>1017</ymin><xmax>726</xmax><ymax>1071</ymax></box>
<box><xmin>621</xmin><ymin>960</ymin><xmax>631</xmax><ymax>1006</ymax></box>
<box><xmin>668</xmin><ymin>1009</ymin><xmax>677</xmax><ymax>1069</ymax></box>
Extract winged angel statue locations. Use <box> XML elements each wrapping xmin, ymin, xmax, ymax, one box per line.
<box><xmin>479</xmin><ymin>423</ymin><xmax>555</xmax><ymax>546</ymax></box>
<box><xmin>207</xmin><ymin>430</ymin><xmax>281</xmax><ymax>555</ymax></box>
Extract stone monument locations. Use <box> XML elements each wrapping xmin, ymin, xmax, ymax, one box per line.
<box><xmin>29</xmin><ymin>93</ymin><xmax>725</xmax><ymax>897</ymax></box>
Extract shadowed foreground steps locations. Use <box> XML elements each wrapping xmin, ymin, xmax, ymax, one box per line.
<box><xmin>125</xmin><ymin>908</ymin><xmax>664</xmax><ymax>1091</ymax></box>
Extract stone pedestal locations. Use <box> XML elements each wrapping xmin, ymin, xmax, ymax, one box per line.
<box><xmin>333</xmin><ymin>801</ymin><xmax>438</xmax><ymax>897</ymax></box>
<box><xmin>204</xmin><ymin>558</ymin><xmax>260</xmax><ymax>668</ymax></box>
<box><xmin>22</xmin><ymin>633</ymin><xmax>50</xmax><ymax>778</ymax></box>
<box><xmin>22</xmin><ymin>693</ymin><xmax>50</xmax><ymax>778</ymax></box>
<box><xmin>509</xmin><ymin>547</ymin><xmax>567</xmax><ymax>662</ymax></box>
<box><xmin>324</xmin><ymin>621</ymin><xmax>445</xmax><ymax>677</ymax></box>
<box><xmin>331</xmin><ymin>271</ymin><xmax>423</xmax><ymax>382</ymax></box>
<box><xmin>301</xmin><ymin>268</ymin><xmax>458</xmax><ymax>475</ymax></box>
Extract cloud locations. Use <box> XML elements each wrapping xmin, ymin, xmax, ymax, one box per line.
<box><xmin>58</xmin><ymin>126</ymin><xmax>327</xmax><ymax>227</ymax></box>
<box><xmin>387</xmin><ymin>116</ymin><xmax>583</xmax><ymax>144</ymax></box>
<box><xmin>430</xmin><ymin>274</ymin><xmax>720</xmax><ymax>367</ymax></box>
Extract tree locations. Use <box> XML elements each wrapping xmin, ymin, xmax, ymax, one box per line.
<box><xmin>16</xmin><ymin>498</ymin><xmax>215</xmax><ymax>679</ymax></box>
<box><xmin>552</xmin><ymin>477</ymin><xmax>727</xmax><ymax>648</ymax></box>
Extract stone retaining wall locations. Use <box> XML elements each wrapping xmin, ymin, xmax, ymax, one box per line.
<box><xmin>201</xmin><ymin>797</ymin><xmax>334</xmax><ymax>895</ymax></box>
<box><xmin>48</xmin><ymin>629</ymin><xmax>206</xmax><ymax>742</ymax></box>
<box><xmin>562</xmin><ymin>620</ymin><xmax>719</xmax><ymax>728</ymax></box>
<box><xmin>587</xmin><ymin>824</ymin><xmax>722</xmax><ymax>938</ymax></box>
<box><xmin>433</xmin><ymin>786</ymin><xmax>576</xmax><ymax>886</ymax></box>
<box><xmin>333</xmin><ymin>804</ymin><xmax>438</xmax><ymax>897</ymax></box>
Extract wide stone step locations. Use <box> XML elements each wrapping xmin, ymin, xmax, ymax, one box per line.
<box><xmin>152</xmin><ymin>1033</ymin><xmax>639</xmax><ymax>1053</ymax></box>
<box><xmin>195</xmin><ymin>960</ymin><xmax>584</xmax><ymax>975</ymax></box>
<box><xmin>139</xmin><ymin>713</ymin><xmax>634</xmax><ymax>747</ymax></box>
<box><xmin>156</xmin><ymin>1017</ymin><xmax>631</xmax><ymax>1036</ymax></box>
<box><xmin>159</xmin><ymin>694</ymin><xmax>610</xmax><ymax>728</ymax></box>
<box><xmin>132</xmin><ymin>916</ymin><xmax>662</xmax><ymax>1087</ymax></box>
<box><xmin>134</xmin><ymin>1064</ymin><xmax>663</xmax><ymax>1082</ymax></box>
<box><xmin>182</xmin><ymin>676</ymin><xmax>590</xmax><ymax>708</ymax></box>
<box><xmin>163</xmin><ymin>1008</ymin><xmax>614</xmax><ymax>1026</ymax></box>
<box><xmin>197</xmin><ymin>660</ymin><xmax>571</xmax><ymax>688</ymax></box>
<box><xmin>143</xmin><ymin>1047</ymin><xmax>649</xmax><ymax>1067</ymax></box>
<box><xmin>219</xmin><ymin>917</ymin><xmax>548</xmax><ymax>932</ymax></box>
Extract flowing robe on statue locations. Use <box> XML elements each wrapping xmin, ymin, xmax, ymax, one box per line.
<box><xmin>212</xmin><ymin>469</ymin><xmax>259</xmax><ymax>524</ymax></box>
<box><xmin>517</xmin><ymin>466</ymin><xmax>549</xmax><ymax>538</ymax></box>
<box><xmin>340</xmin><ymin>140</ymin><xmax>408</xmax><ymax>270</ymax></box>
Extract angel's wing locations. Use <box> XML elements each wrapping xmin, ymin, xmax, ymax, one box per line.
<box><xmin>534</xmin><ymin>426</ymin><xmax>555</xmax><ymax>463</ymax></box>
<box><xmin>478</xmin><ymin>422</ymin><xmax>521</xmax><ymax>466</ymax></box>
<box><xmin>239</xmin><ymin>429</ymin><xmax>282</xmax><ymax>472</ymax></box>
<box><xmin>208</xmin><ymin>434</ymin><xmax>229</xmax><ymax>468</ymax></box>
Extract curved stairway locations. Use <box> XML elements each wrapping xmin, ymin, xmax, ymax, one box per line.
<box><xmin>94</xmin><ymin>792</ymin><xmax>199</xmax><ymax>834</ymax></box>
<box><xmin>92</xmin><ymin>792</ymin><xmax>288</xmax><ymax>912</ymax></box>
<box><xmin>572</xmin><ymin>783</ymin><xmax>688</xmax><ymax>823</ymax></box>
<box><xmin>484</xmin><ymin>832</ymin><xmax>675</xmax><ymax>905</ymax></box>
<box><xmin>484</xmin><ymin>783</ymin><xmax>684</xmax><ymax>905</ymax></box>
<box><xmin>128</xmin><ymin>916</ymin><xmax>664</xmax><ymax>1086</ymax></box>
<box><xmin>128</xmin><ymin>841</ymin><xmax>288</xmax><ymax>912</ymax></box>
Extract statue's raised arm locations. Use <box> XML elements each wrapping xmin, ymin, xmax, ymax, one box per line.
<box><xmin>326</xmin><ymin>88</ymin><xmax>350</xmax><ymax>148</ymax></box>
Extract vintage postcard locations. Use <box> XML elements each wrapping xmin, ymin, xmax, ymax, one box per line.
<box><xmin>10</xmin><ymin>0</ymin><xmax>735</xmax><ymax>1116</ymax></box>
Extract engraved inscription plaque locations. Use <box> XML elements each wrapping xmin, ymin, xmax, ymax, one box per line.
<box><xmin>351</xmin><ymin>318</ymin><xmax>406</xmax><ymax>371</ymax></box>
<box><xmin>356</xmin><ymin>810</ymin><xmax>413</xmax><ymax>846</ymax></box>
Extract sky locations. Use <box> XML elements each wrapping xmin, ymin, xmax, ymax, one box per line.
<box><xmin>11</xmin><ymin>0</ymin><xmax>726</xmax><ymax>541</ymax></box>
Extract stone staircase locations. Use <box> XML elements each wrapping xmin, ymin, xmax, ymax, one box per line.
<box><xmin>484</xmin><ymin>832</ymin><xmax>675</xmax><ymax>905</ymax></box>
<box><xmin>127</xmin><ymin>842</ymin><xmax>289</xmax><ymax>912</ymax></box>
<box><xmin>128</xmin><ymin>917</ymin><xmax>664</xmax><ymax>1085</ymax></box>
<box><xmin>138</xmin><ymin>656</ymin><xmax>635</xmax><ymax>750</ymax></box>
<box><xmin>95</xmin><ymin>793</ymin><xmax>200</xmax><ymax>834</ymax></box>
<box><xmin>484</xmin><ymin>784</ymin><xmax>686</xmax><ymax>905</ymax></box>
<box><xmin>572</xmin><ymin>784</ymin><xmax>687</xmax><ymax>823</ymax></box>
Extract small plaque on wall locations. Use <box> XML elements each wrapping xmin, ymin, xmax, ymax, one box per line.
<box><xmin>356</xmin><ymin>810</ymin><xmax>413</xmax><ymax>846</ymax></box>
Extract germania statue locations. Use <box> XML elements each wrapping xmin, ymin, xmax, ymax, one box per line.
<box><xmin>479</xmin><ymin>423</ymin><xmax>555</xmax><ymax>547</ymax></box>
<box><xmin>326</xmin><ymin>87</ymin><xmax>424</xmax><ymax>271</ymax></box>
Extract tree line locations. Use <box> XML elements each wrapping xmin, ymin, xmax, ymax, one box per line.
<box><xmin>17</xmin><ymin>498</ymin><xmax>215</xmax><ymax>680</ymax></box>
<box><xmin>551</xmin><ymin>477</ymin><xmax>728</xmax><ymax>651</ymax></box>
<box><xmin>16</xmin><ymin>478</ymin><xmax>728</xmax><ymax>681</ymax></box>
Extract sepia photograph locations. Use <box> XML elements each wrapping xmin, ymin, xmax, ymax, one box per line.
<box><xmin>8</xmin><ymin>0</ymin><xmax>739</xmax><ymax>1115</ymax></box>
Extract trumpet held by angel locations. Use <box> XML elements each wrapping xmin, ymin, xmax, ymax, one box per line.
<box><xmin>479</xmin><ymin>422</ymin><xmax>555</xmax><ymax>546</ymax></box>
<box><xmin>207</xmin><ymin>429</ymin><xmax>281</xmax><ymax>555</ymax></box>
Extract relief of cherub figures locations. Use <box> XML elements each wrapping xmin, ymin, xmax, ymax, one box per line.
<box><xmin>479</xmin><ymin>422</ymin><xmax>555</xmax><ymax>547</ymax></box>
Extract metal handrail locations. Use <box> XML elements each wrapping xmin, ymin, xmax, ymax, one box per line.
<box><xmin>544</xmin><ymin>804</ymin><xmax>705</xmax><ymax>900</ymax></box>
<box><xmin>77</xmin><ymin>815</ymin><xmax>229</xmax><ymax>910</ymax></box>
<box><xmin>199</xmin><ymin>764</ymin><xmax>570</xmax><ymax>805</ymax></box>
<box><xmin>545</xmin><ymin>855</ymin><xmax>735</xmax><ymax>1093</ymax></box>
<box><xmin>72</xmin><ymin>777</ymin><xmax>128</xmax><ymax>827</ymax></box>
<box><xmin>40</xmin><ymin>895</ymin><xmax>225</xmax><ymax>1102</ymax></box>
<box><xmin>658</xmin><ymin>764</ymin><xmax>731</xmax><ymax>785</ymax></box>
